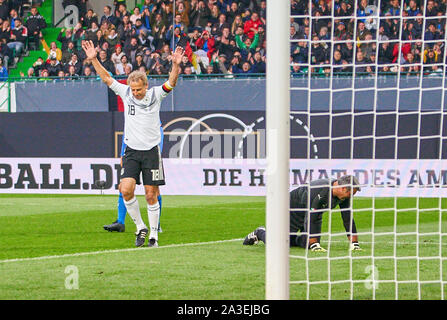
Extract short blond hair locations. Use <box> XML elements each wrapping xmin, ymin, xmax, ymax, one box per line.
<box><xmin>127</xmin><ymin>70</ymin><xmax>148</xmax><ymax>86</ymax></box>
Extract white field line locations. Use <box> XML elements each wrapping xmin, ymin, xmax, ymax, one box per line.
<box><xmin>1</xmin><ymin>238</ymin><xmax>445</xmax><ymax>265</ymax></box>
<box><xmin>324</xmin><ymin>240</ymin><xmax>447</xmax><ymax>246</ymax></box>
<box><xmin>0</xmin><ymin>238</ymin><xmax>244</xmax><ymax>264</ymax></box>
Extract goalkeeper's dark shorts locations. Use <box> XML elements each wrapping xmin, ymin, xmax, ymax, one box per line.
<box><xmin>289</xmin><ymin>187</ymin><xmax>323</xmax><ymax>247</ymax></box>
<box><xmin>120</xmin><ymin>145</ymin><xmax>165</xmax><ymax>186</ymax></box>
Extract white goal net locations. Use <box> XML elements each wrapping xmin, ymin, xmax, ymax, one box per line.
<box><xmin>267</xmin><ymin>0</ymin><xmax>446</xmax><ymax>300</ymax></box>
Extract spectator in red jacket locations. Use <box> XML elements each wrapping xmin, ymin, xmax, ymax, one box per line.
<box><xmin>195</xmin><ymin>30</ymin><xmax>215</xmax><ymax>60</ymax></box>
<box><xmin>243</xmin><ymin>12</ymin><xmax>262</xmax><ymax>39</ymax></box>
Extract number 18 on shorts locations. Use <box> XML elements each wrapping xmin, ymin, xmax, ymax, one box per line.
<box><xmin>121</xmin><ymin>145</ymin><xmax>166</xmax><ymax>186</ymax></box>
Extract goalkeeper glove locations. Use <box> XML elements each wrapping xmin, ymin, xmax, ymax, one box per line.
<box><xmin>309</xmin><ymin>243</ymin><xmax>327</xmax><ymax>252</ymax></box>
<box><xmin>350</xmin><ymin>242</ymin><xmax>362</xmax><ymax>251</ymax></box>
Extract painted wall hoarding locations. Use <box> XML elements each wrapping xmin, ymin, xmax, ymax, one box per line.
<box><xmin>1</xmin><ymin>110</ymin><xmax>445</xmax><ymax>196</ymax></box>
<box><xmin>0</xmin><ymin>158</ymin><xmax>445</xmax><ymax>197</ymax></box>
<box><xmin>11</xmin><ymin>77</ymin><xmax>447</xmax><ymax>112</ymax></box>
<box><xmin>1</xmin><ymin>111</ymin><xmax>445</xmax><ymax>159</ymax></box>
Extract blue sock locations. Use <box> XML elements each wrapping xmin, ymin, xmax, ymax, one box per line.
<box><xmin>117</xmin><ymin>193</ymin><xmax>127</xmax><ymax>224</ymax></box>
<box><xmin>157</xmin><ymin>194</ymin><xmax>162</xmax><ymax>230</ymax></box>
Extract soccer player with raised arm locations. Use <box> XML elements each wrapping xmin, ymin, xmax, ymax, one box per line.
<box><xmin>82</xmin><ymin>40</ymin><xmax>184</xmax><ymax>247</ymax></box>
<box><xmin>243</xmin><ymin>175</ymin><xmax>362</xmax><ymax>252</ymax></box>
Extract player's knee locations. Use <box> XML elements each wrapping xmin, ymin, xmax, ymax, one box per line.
<box><xmin>145</xmin><ymin>189</ymin><xmax>158</xmax><ymax>205</ymax></box>
<box><xmin>295</xmin><ymin>235</ymin><xmax>308</xmax><ymax>248</ymax></box>
<box><xmin>119</xmin><ymin>185</ymin><xmax>134</xmax><ymax>201</ymax></box>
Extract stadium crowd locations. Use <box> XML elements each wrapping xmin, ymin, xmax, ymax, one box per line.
<box><xmin>0</xmin><ymin>0</ymin><xmax>46</xmax><ymax>79</ymax></box>
<box><xmin>0</xmin><ymin>0</ymin><xmax>444</xmax><ymax>80</ymax></box>
<box><xmin>290</xmin><ymin>0</ymin><xmax>446</xmax><ymax>77</ymax></box>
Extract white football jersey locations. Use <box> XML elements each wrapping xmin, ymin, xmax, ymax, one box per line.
<box><xmin>109</xmin><ymin>79</ymin><xmax>170</xmax><ymax>151</ymax></box>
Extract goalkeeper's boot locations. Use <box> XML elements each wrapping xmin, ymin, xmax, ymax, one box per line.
<box><xmin>135</xmin><ymin>228</ymin><xmax>148</xmax><ymax>247</ymax></box>
<box><xmin>350</xmin><ymin>242</ymin><xmax>362</xmax><ymax>251</ymax></box>
<box><xmin>103</xmin><ymin>220</ymin><xmax>125</xmax><ymax>232</ymax></box>
<box><xmin>148</xmin><ymin>238</ymin><xmax>158</xmax><ymax>248</ymax></box>
<box><xmin>309</xmin><ymin>242</ymin><xmax>327</xmax><ymax>252</ymax></box>
<box><xmin>243</xmin><ymin>226</ymin><xmax>265</xmax><ymax>245</ymax></box>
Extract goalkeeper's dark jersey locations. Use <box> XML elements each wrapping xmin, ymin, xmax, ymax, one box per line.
<box><xmin>289</xmin><ymin>178</ymin><xmax>357</xmax><ymax>236</ymax></box>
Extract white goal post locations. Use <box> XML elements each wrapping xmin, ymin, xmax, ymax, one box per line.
<box><xmin>265</xmin><ymin>0</ymin><xmax>291</xmax><ymax>300</ymax></box>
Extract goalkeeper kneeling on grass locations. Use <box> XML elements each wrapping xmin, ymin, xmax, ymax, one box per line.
<box><xmin>243</xmin><ymin>175</ymin><xmax>362</xmax><ymax>252</ymax></box>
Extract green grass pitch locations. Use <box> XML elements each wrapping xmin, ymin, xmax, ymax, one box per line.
<box><xmin>0</xmin><ymin>194</ymin><xmax>446</xmax><ymax>300</ymax></box>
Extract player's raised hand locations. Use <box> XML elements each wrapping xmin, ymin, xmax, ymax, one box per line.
<box><xmin>82</xmin><ymin>40</ymin><xmax>97</xmax><ymax>61</ymax></box>
<box><xmin>171</xmin><ymin>46</ymin><xmax>185</xmax><ymax>65</ymax></box>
